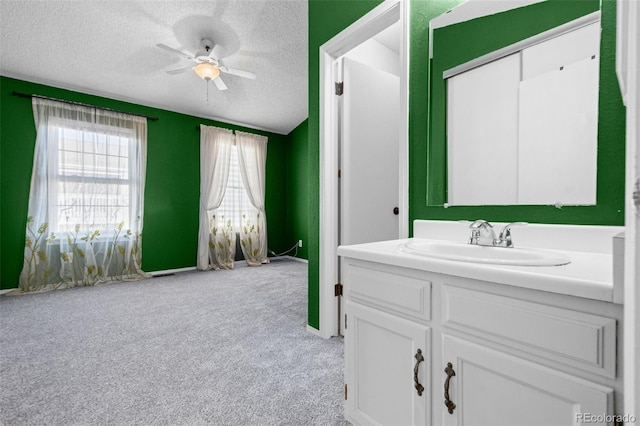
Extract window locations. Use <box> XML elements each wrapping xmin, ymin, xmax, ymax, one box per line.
<box><xmin>197</xmin><ymin>126</ymin><xmax>268</xmax><ymax>270</ymax></box>
<box><xmin>50</xmin><ymin>120</ymin><xmax>135</xmax><ymax>233</ymax></box>
<box><xmin>20</xmin><ymin>98</ymin><xmax>148</xmax><ymax>291</ymax></box>
<box><xmin>217</xmin><ymin>145</ymin><xmax>254</xmax><ymax>230</ymax></box>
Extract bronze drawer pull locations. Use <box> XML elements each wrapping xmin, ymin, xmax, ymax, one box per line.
<box><xmin>414</xmin><ymin>349</ymin><xmax>425</xmax><ymax>396</ymax></box>
<box><xmin>444</xmin><ymin>362</ymin><xmax>456</xmax><ymax>414</ymax></box>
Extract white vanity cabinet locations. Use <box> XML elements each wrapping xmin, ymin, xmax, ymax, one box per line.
<box><xmin>345</xmin><ymin>301</ymin><xmax>430</xmax><ymax>425</ymax></box>
<box><xmin>439</xmin><ymin>285</ymin><xmax>617</xmax><ymax>426</ymax></box>
<box><xmin>441</xmin><ymin>335</ymin><xmax>612</xmax><ymax>426</ymax></box>
<box><xmin>341</xmin><ymin>256</ymin><xmax>622</xmax><ymax>426</ymax></box>
<box><xmin>343</xmin><ymin>261</ymin><xmax>433</xmax><ymax>425</ymax></box>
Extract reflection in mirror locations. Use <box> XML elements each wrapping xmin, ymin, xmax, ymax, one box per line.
<box><xmin>427</xmin><ymin>1</ymin><xmax>602</xmax><ymax>207</ymax></box>
<box><xmin>447</xmin><ymin>16</ymin><xmax>600</xmax><ymax>206</ymax></box>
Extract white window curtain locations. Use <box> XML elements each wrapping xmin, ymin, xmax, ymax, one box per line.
<box><xmin>19</xmin><ymin>98</ymin><xmax>148</xmax><ymax>293</ymax></box>
<box><xmin>198</xmin><ymin>125</ymin><xmax>235</xmax><ymax>270</ymax></box>
<box><xmin>236</xmin><ymin>131</ymin><xmax>269</xmax><ymax>266</ymax></box>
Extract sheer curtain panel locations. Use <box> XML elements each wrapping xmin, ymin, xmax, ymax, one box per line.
<box><xmin>19</xmin><ymin>98</ymin><xmax>148</xmax><ymax>293</ymax></box>
<box><xmin>236</xmin><ymin>131</ymin><xmax>269</xmax><ymax>266</ymax></box>
<box><xmin>198</xmin><ymin>125</ymin><xmax>235</xmax><ymax>270</ymax></box>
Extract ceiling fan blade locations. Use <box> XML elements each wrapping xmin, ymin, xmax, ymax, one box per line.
<box><xmin>210</xmin><ymin>44</ymin><xmax>225</xmax><ymax>61</ymax></box>
<box><xmin>213</xmin><ymin>76</ymin><xmax>228</xmax><ymax>91</ymax></box>
<box><xmin>166</xmin><ymin>66</ymin><xmax>193</xmax><ymax>75</ymax></box>
<box><xmin>219</xmin><ymin>66</ymin><xmax>257</xmax><ymax>80</ymax></box>
<box><xmin>156</xmin><ymin>44</ymin><xmax>195</xmax><ymax>60</ymax></box>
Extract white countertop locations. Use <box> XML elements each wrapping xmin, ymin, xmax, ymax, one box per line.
<box><xmin>337</xmin><ymin>237</ymin><xmax>617</xmax><ymax>303</ymax></box>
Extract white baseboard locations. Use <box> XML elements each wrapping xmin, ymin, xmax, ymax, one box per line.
<box><xmin>282</xmin><ymin>256</ymin><xmax>308</xmax><ymax>263</ymax></box>
<box><xmin>306</xmin><ymin>325</ymin><xmax>323</xmax><ymax>337</ymax></box>
<box><xmin>0</xmin><ymin>288</ymin><xmax>18</xmax><ymax>295</ymax></box>
<box><xmin>150</xmin><ymin>261</ymin><xmax>255</xmax><ymax>274</ymax></box>
<box><xmin>148</xmin><ymin>266</ymin><xmax>197</xmax><ymax>276</ymax></box>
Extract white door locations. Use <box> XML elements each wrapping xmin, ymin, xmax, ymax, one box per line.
<box><xmin>319</xmin><ymin>0</ymin><xmax>406</xmax><ymax>339</ymax></box>
<box><xmin>345</xmin><ymin>301</ymin><xmax>429</xmax><ymax>426</ymax></box>
<box><xmin>340</xmin><ymin>57</ymin><xmax>400</xmax><ymax>246</ymax></box>
<box><xmin>440</xmin><ymin>335</ymin><xmax>613</xmax><ymax>426</ymax></box>
<box><xmin>339</xmin><ymin>58</ymin><xmax>400</xmax><ymax>335</ymax></box>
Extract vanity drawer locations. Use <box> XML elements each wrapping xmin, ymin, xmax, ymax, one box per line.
<box><xmin>442</xmin><ymin>285</ymin><xmax>616</xmax><ymax>378</ymax></box>
<box><xmin>345</xmin><ymin>263</ymin><xmax>432</xmax><ymax>321</ymax></box>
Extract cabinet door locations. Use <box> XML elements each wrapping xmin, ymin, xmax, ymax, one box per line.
<box><xmin>345</xmin><ymin>301</ymin><xmax>430</xmax><ymax>426</ymax></box>
<box><xmin>440</xmin><ymin>335</ymin><xmax>613</xmax><ymax>426</ymax></box>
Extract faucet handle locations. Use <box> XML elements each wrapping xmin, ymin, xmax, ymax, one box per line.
<box><xmin>469</xmin><ymin>219</ymin><xmax>492</xmax><ymax>229</ymax></box>
<box><xmin>468</xmin><ymin>220</ymin><xmax>495</xmax><ymax>245</ymax></box>
<box><xmin>499</xmin><ymin>222</ymin><xmax>528</xmax><ymax>233</ymax></box>
<box><xmin>496</xmin><ymin>222</ymin><xmax>528</xmax><ymax>247</ymax></box>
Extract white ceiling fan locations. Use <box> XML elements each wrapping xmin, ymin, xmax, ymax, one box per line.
<box><xmin>157</xmin><ymin>38</ymin><xmax>256</xmax><ymax>91</ymax></box>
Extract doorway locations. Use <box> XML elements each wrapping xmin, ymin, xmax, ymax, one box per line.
<box><xmin>318</xmin><ymin>0</ymin><xmax>409</xmax><ymax>338</ymax></box>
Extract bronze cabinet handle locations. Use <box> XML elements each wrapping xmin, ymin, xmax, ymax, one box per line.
<box><xmin>414</xmin><ymin>349</ymin><xmax>425</xmax><ymax>396</ymax></box>
<box><xmin>444</xmin><ymin>362</ymin><xmax>456</xmax><ymax>414</ymax></box>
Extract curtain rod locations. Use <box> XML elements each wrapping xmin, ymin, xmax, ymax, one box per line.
<box><xmin>195</xmin><ymin>126</ymin><xmax>253</xmax><ymax>134</ymax></box>
<box><xmin>196</xmin><ymin>125</ymin><xmax>234</xmax><ymax>131</ymax></box>
<box><xmin>11</xmin><ymin>91</ymin><xmax>159</xmax><ymax>122</ymax></box>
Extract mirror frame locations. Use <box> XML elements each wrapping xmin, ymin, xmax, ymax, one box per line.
<box><xmin>426</xmin><ymin>0</ymin><xmax>606</xmax><ymax>206</ymax></box>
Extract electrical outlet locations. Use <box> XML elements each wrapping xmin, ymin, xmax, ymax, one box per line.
<box><xmin>298</xmin><ymin>239</ymin><xmax>303</xmax><ymax>248</ymax></box>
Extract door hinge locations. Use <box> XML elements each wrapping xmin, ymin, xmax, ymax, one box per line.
<box><xmin>335</xmin><ymin>81</ymin><xmax>344</xmax><ymax>96</ymax></box>
<box><xmin>345</xmin><ymin>314</ymin><xmax>347</xmax><ymax>330</ymax></box>
<box><xmin>633</xmin><ymin>178</ymin><xmax>640</xmax><ymax>215</ymax></box>
<box><xmin>334</xmin><ymin>283</ymin><xmax>343</xmax><ymax>297</ymax></box>
<box><xmin>344</xmin><ymin>384</ymin><xmax>348</xmax><ymax>400</ymax></box>
<box><xmin>338</xmin><ymin>169</ymin><xmax>341</xmax><ymax>178</ymax></box>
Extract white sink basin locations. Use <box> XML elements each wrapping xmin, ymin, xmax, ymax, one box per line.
<box><xmin>400</xmin><ymin>240</ymin><xmax>571</xmax><ymax>266</ymax></box>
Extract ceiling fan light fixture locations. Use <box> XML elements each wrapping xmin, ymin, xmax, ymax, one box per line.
<box><xmin>194</xmin><ymin>63</ymin><xmax>220</xmax><ymax>80</ymax></box>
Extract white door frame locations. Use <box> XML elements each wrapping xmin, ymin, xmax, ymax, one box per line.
<box><xmin>617</xmin><ymin>0</ymin><xmax>640</xmax><ymax>417</ymax></box>
<box><xmin>318</xmin><ymin>0</ymin><xmax>409</xmax><ymax>338</ymax></box>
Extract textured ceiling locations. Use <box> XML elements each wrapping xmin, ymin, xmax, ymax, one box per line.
<box><xmin>0</xmin><ymin>0</ymin><xmax>308</xmax><ymax>134</ymax></box>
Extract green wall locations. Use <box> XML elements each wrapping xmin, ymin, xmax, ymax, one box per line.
<box><xmin>0</xmin><ymin>76</ymin><xmax>292</xmax><ymax>289</ymax></box>
<box><xmin>423</xmin><ymin>0</ymin><xmax>625</xmax><ymax>226</ymax></box>
<box><xmin>307</xmin><ymin>0</ymin><xmax>625</xmax><ymax>330</ymax></box>
<box><xmin>287</xmin><ymin>119</ymin><xmax>309</xmax><ymax>260</ymax></box>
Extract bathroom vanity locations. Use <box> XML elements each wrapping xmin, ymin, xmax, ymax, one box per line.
<box><xmin>338</xmin><ymin>221</ymin><xmax>624</xmax><ymax>426</ymax></box>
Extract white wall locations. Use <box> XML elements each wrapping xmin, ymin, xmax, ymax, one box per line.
<box><xmin>344</xmin><ymin>38</ymin><xmax>400</xmax><ymax>77</ymax></box>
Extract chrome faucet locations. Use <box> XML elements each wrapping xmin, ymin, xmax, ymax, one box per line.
<box><xmin>468</xmin><ymin>220</ymin><xmax>496</xmax><ymax>246</ymax></box>
<box><xmin>467</xmin><ymin>220</ymin><xmax>528</xmax><ymax>247</ymax></box>
<box><xmin>493</xmin><ymin>222</ymin><xmax>528</xmax><ymax>247</ymax></box>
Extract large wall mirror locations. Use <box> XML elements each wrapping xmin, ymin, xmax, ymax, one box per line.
<box><xmin>426</xmin><ymin>0</ymin><xmax>603</xmax><ymax>207</ymax></box>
